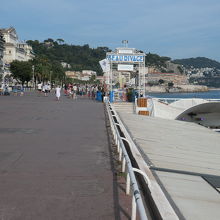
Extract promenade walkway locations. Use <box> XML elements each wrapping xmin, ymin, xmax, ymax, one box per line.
<box><xmin>0</xmin><ymin>93</ymin><xmax>119</xmax><ymax>219</ymax></box>
<box><xmin>114</xmin><ymin>103</ymin><xmax>220</xmax><ymax>220</ymax></box>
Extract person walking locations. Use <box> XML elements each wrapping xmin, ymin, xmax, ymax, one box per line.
<box><xmin>55</xmin><ymin>85</ymin><xmax>61</xmax><ymax>101</ymax></box>
<box><xmin>20</xmin><ymin>85</ymin><xmax>24</xmax><ymax>96</ymax></box>
<box><xmin>73</xmin><ymin>84</ymin><xmax>77</xmax><ymax>100</ymax></box>
<box><xmin>37</xmin><ymin>82</ymin><xmax>42</xmax><ymax>96</ymax></box>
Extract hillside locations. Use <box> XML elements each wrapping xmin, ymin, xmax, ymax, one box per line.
<box><xmin>26</xmin><ymin>39</ymin><xmax>186</xmax><ymax>76</ymax></box>
<box><xmin>173</xmin><ymin>57</ymin><xmax>220</xmax><ymax>69</ymax></box>
<box><xmin>27</xmin><ymin>39</ymin><xmax>109</xmax><ymax>75</ymax></box>
<box><xmin>27</xmin><ymin>39</ymin><xmax>178</xmax><ymax>75</ymax></box>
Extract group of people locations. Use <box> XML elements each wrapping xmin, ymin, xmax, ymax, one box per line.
<box><xmin>37</xmin><ymin>82</ymin><xmax>61</xmax><ymax>101</ymax></box>
<box><xmin>36</xmin><ymin>82</ymin><xmax>108</xmax><ymax>102</ymax></box>
<box><xmin>1</xmin><ymin>81</ymin><xmax>108</xmax><ymax>102</ymax></box>
<box><xmin>0</xmin><ymin>84</ymin><xmax>25</xmax><ymax>96</ymax></box>
<box><xmin>37</xmin><ymin>82</ymin><xmax>51</xmax><ymax>96</ymax></box>
<box><xmin>64</xmin><ymin>83</ymin><xmax>106</xmax><ymax>101</ymax></box>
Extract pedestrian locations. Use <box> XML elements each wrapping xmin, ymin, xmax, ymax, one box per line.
<box><xmin>73</xmin><ymin>84</ymin><xmax>77</xmax><ymax>99</ymax></box>
<box><xmin>64</xmin><ymin>84</ymin><xmax>68</xmax><ymax>95</ymax></box>
<box><xmin>42</xmin><ymin>84</ymin><xmax>47</xmax><ymax>96</ymax></box>
<box><xmin>20</xmin><ymin>85</ymin><xmax>24</xmax><ymax>96</ymax></box>
<box><xmin>55</xmin><ymin>85</ymin><xmax>61</xmax><ymax>101</ymax></box>
<box><xmin>47</xmin><ymin>84</ymin><xmax>51</xmax><ymax>93</ymax></box>
<box><xmin>69</xmin><ymin>88</ymin><xmax>73</xmax><ymax>99</ymax></box>
<box><xmin>13</xmin><ymin>85</ymin><xmax>18</xmax><ymax>96</ymax></box>
<box><xmin>37</xmin><ymin>82</ymin><xmax>42</xmax><ymax>96</ymax></box>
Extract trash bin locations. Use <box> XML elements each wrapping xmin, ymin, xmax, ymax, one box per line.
<box><xmin>137</xmin><ymin>98</ymin><xmax>149</xmax><ymax>115</ymax></box>
<box><xmin>109</xmin><ymin>91</ymin><xmax>114</xmax><ymax>103</ymax></box>
<box><xmin>96</xmin><ymin>91</ymin><xmax>102</xmax><ymax>101</ymax></box>
<box><xmin>137</xmin><ymin>98</ymin><xmax>147</xmax><ymax>107</ymax></box>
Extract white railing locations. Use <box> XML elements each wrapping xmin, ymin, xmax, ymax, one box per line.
<box><xmin>152</xmin><ymin>97</ymin><xmax>220</xmax><ymax>104</ymax></box>
<box><xmin>106</xmin><ymin>102</ymin><xmax>149</xmax><ymax>220</ymax></box>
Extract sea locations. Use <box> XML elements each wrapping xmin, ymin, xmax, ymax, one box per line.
<box><xmin>147</xmin><ymin>89</ymin><xmax>220</xmax><ymax>99</ymax></box>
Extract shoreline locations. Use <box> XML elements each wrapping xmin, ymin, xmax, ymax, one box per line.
<box><xmin>145</xmin><ymin>84</ymin><xmax>219</xmax><ymax>94</ymax></box>
<box><xmin>146</xmin><ymin>90</ymin><xmax>211</xmax><ymax>94</ymax></box>
<box><xmin>208</xmin><ymin>87</ymin><xmax>220</xmax><ymax>91</ymax></box>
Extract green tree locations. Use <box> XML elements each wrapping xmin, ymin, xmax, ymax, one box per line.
<box><xmin>10</xmin><ymin>60</ymin><xmax>32</xmax><ymax>85</ymax></box>
<box><xmin>56</xmin><ymin>39</ymin><xmax>65</xmax><ymax>45</ymax></box>
<box><xmin>31</xmin><ymin>56</ymin><xmax>65</xmax><ymax>84</ymax></box>
<box><xmin>26</xmin><ymin>38</ymin><xmax>109</xmax><ymax>76</ymax></box>
<box><xmin>146</xmin><ymin>53</ymin><xmax>171</xmax><ymax>68</ymax></box>
<box><xmin>168</xmin><ymin>82</ymin><xmax>174</xmax><ymax>88</ymax></box>
<box><xmin>158</xmin><ymin>79</ymin><xmax>164</xmax><ymax>84</ymax></box>
<box><xmin>44</xmin><ymin>38</ymin><xmax>54</xmax><ymax>43</ymax></box>
<box><xmin>89</xmin><ymin>75</ymin><xmax>96</xmax><ymax>83</ymax></box>
<box><xmin>177</xmin><ymin>65</ymin><xmax>184</xmax><ymax>74</ymax></box>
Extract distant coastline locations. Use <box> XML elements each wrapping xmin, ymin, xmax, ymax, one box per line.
<box><xmin>146</xmin><ymin>84</ymin><xmax>209</xmax><ymax>93</ymax></box>
<box><xmin>208</xmin><ymin>87</ymin><xmax>220</xmax><ymax>91</ymax></box>
<box><xmin>147</xmin><ymin>89</ymin><xmax>220</xmax><ymax>100</ymax></box>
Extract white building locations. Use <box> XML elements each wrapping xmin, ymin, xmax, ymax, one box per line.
<box><xmin>82</xmin><ymin>70</ymin><xmax>96</xmax><ymax>76</ymax></box>
<box><xmin>61</xmin><ymin>62</ymin><xmax>71</xmax><ymax>69</ymax></box>
<box><xmin>0</xmin><ymin>31</ymin><xmax>4</xmax><ymax>76</ymax></box>
<box><xmin>65</xmin><ymin>70</ymin><xmax>97</xmax><ymax>81</ymax></box>
<box><xmin>0</xmin><ymin>27</ymin><xmax>34</xmax><ymax>77</ymax></box>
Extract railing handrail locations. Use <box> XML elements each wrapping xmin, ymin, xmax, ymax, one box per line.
<box><xmin>108</xmin><ymin>102</ymin><xmax>180</xmax><ymax>220</ymax></box>
<box><xmin>106</xmin><ymin>102</ymin><xmax>148</xmax><ymax>220</ymax></box>
<box><xmin>152</xmin><ymin>97</ymin><xmax>220</xmax><ymax>101</ymax></box>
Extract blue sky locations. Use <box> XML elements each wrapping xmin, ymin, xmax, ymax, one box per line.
<box><xmin>1</xmin><ymin>0</ymin><xmax>220</xmax><ymax>61</ymax></box>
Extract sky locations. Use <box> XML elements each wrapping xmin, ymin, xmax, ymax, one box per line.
<box><xmin>1</xmin><ymin>0</ymin><xmax>220</xmax><ymax>61</ymax></box>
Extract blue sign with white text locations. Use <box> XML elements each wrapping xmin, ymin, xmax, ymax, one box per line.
<box><xmin>106</xmin><ymin>54</ymin><xmax>144</xmax><ymax>63</ymax></box>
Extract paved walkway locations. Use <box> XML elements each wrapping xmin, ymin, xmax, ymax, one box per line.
<box><xmin>0</xmin><ymin>93</ymin><xmax>117</xmax><ymax>219</ymax></box>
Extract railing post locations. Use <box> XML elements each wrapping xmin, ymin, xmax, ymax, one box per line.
<box><xmin>126</xmin><ymin>173</ymin><xmax>130</xmax><ymax>195</ymax></box>
<box><xmin>119</xmin><ymin>147</ymin><xmax>122</xmax><ymax>161</ymax></box>
<box><xmin>115</xmin><ymin>131</ymin><xmax>117</xmax><ymax>144</ymax></box>
<box><xmin>132</xmin><ymin>194</ymin><xmax>137</xmax><ymax>220</ymax></box>
<box><xmin>122</xmin><ymin>157</ymin><xmax>126</xmax><ymax>172</ymax></box>
<box><xmin>117</xmin><ymin>139</ymin><xmax>120</xmax><ymax>152</ymax></box>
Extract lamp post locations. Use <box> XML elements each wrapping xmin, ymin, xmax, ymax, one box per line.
<box><xmin>32</xmin><ymin>65</ymin><xmax>35</xmax><ymax>90</ymax></box>
<box><xmin>122</xmin><ymin>40</ymin><xmax>128</xmax><ymax>48</ymax></box>
<box><xmin>50</xmin><ymin>71</ymin><xmax>52</xmax><ymax>84</ymax></box>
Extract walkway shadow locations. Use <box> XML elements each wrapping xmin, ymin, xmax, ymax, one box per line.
<box><xmin>104</xmin><ymin>105</ymin><xmax>131</xmax><ymax>220</ymax></box>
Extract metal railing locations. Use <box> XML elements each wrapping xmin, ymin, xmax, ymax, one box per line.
<box><xmin>106</xmin><ymin>102</ymin><xmax>149</xmax><ymax>220</ymax></box>
<box><xmin>152</xmin><ymin>97</ymin><xmax>220</xmax><ymax>104</ymax></box>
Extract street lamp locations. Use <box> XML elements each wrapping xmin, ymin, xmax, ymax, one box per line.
<box><xmin>50</xmin><ymin>71</ymin><xmax>52</xmax><ymax>84</ymax></box>
<box><xmin>122</xmin><ymin>40</ymin><xmax>128</xmax><ymax>48</ymax></box>
<box><xmin>32</xmin><ymin>65</ymin><xmax>35</xmax><ymax>89</ymax></box>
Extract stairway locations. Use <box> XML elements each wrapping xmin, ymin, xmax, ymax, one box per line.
<box><xmin>112</xmin><ymin>102</ymin><xmax>134</xmax><ymax>114</ymax></box>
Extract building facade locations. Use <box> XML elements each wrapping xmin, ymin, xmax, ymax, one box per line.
<box><xmin>1</xmin><ymin>27</ymin><xmax>34</xmax><ymax>64</ymax></box>
<box><xmin>0</xmin><ymin>27</ymin><xmax>34</xmax><ymax>79</ymax></box>
<box><xmin>65</xmin><ymin>70</ymin><xmax>97</xmax><ymax>81</ymax></box>
<box><xmin>147</xmin><ymin>72</ymin><xmax>188</xmax><ymax>85</ymax></box>
<box><xmin>0</xmin><ymin>30</ymin><xmax>5</xmax><ymax>77</ymax></box>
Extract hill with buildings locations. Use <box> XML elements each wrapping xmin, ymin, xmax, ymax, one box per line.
<box><xmin>24</xmin><ymin>37</ymin><xmax>220</xmax><ymax>87</ymax></box>
<box><xmin>173</xmin><ymin>57</ymin><xmax>220</xmax><ymax>69</ymax></box>
<box><xmin>27</xmin><ymin>39</ymin><xmax>185</xmax><ymax>77</ymax></box>
<box><xmin>26</xmin><ymin>39</ymin><xmax>109</xmax><ymax>76</ymax></box>
<box><xmin>173</xmin><ymin>57</ymin><xmax>220</xmax><ymax>88</ymax></box>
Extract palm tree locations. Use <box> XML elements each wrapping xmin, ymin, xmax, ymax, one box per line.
<box><xmin>56</xmin><ymin>38</ymin><xmax>65</xmax><ymax>45</ymax></box>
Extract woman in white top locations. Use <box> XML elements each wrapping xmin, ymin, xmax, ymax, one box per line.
<box><xmin>55</xmin><ymin>85</ymin><xmax>61</xmax><ymax>101</ymax></box>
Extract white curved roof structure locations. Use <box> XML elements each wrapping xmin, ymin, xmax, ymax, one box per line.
<box><xmin>176</xmin><ymin>102</ymin><xmax>220</xmax><ymax>128</ymax></box>
<box><xmin>150</xmin><ymin>98</ymin><xmax>220</xmax><ymax>128</ymax></box>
